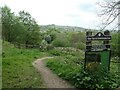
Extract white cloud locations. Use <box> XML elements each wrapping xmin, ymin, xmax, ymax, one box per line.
<box><xmin>0</xmin><ymin>0</ymin><xmax>116</xmax><ymax>29</ymax></box>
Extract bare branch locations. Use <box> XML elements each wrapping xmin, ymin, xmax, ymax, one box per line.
<box><xmin>98</xmin><ymin>0</ymin><xmax>120</xmax><ymax>30</ymax></box>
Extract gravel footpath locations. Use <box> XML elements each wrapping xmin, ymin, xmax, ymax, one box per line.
<box><xmin>32</xmin><ymin>57</ymin><xmax>75</xmax><ymax>88</ymax></box>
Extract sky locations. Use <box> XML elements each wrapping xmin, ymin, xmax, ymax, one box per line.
<box><xmin>0</xmin><ymin>0</ymin><xmax>117</xmax><ymax>29</ymax></box>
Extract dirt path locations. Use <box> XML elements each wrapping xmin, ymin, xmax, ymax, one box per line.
<box><xmin>32</xmin><ymin>57</ymin><xmax>75</xmax><ymax>88</ymax></box>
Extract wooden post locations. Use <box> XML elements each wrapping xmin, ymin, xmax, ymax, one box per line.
<box><xmin>103</xmin><ymin>30</ymin><xmax>110</xmax><ymax>50</ymax></box>
<box><xmin>86</xmin><ymin>31</ymin><xmax>92</xmax><ymax>51</ymax></box>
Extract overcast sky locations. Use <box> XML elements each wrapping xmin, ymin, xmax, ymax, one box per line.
<box><xmin>0</xmin><ymin>0</ymin><xmax>117</xmax><ymax>29</ymax></box>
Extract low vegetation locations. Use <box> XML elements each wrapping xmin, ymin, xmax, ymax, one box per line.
<box><xmin>47</xmin><ymin>48</ymin><xmax>120</xmax><ymax>89</ymax></box>
<box><xmin>2</xmin><ymin>41</ymin><xmax>48</xmax><ymax>88</ymax></box>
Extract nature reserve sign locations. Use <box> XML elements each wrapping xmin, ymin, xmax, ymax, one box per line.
<box><xmin>85</xmin><ymin>31</ymin><xmax>111</xmax><ymax>72</ymax></box>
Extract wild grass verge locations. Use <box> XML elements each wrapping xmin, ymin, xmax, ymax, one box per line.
<box><xmin>2</xmin><ymin>41</ymin><xmax>48</xmax><ymax>88</ymax></box>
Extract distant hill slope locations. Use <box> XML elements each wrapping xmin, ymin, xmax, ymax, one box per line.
<box><xmin>40</xmin><ymin>24</ymin><xmax>86</xmax><ymax>32</ymax></box>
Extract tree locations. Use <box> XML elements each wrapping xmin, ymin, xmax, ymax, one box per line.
<box><xmin>2</xmin><ymin>6</ymin><xmax>41</xmax><ymax>48</ymax></box>
<box><xmin>2</xmin><ymin>6</ymin><xmax>14</xmax><ymax>42</ymax></box>
<box><xmin>2</xmin><ymin>6</ymin><xmax>27</xmax><ymax>46</ymax></box>
<box><xmin>44</xmin><ymin>35</ymin><xmax>52</xmax><ymax>44</ymax></box>
<box><xmin>98</xmin><ymin>1</ymin><xmax>120</xmax><ymax>85</ymax></box>
<box><xmin>98</xmin><ymin>0</ymin><xmax>120</xmax><ymax>30</ymax></box>
<box><xmin>52</xmin><ymin>33</ymin><xmax>71</xmax><ymax>47</ymax></box>
<box><xmin>12</xmin><ymin>17</ymin><xmax>26</xmax><ymax>44</ymax></box>
<box><xmin>19</xmin><ymin>11</ymin><xmax>41</xmax><ymax>48</ymax></box>
<box><xmin>98</xmin><ymin>0</ymin><xmax>120</xmax><ymax>59</ymax></box>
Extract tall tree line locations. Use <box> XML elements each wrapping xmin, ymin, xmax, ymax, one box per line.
<box><xmin>2</xmin><ymin>6</ymin><xmax>41</xmax><ymax>48</ymax></box>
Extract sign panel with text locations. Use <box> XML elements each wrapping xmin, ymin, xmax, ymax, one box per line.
<box><xmin>85</xmin><ymin>31</ymin><xmax>111</xmax><ymax>72</ymax></box>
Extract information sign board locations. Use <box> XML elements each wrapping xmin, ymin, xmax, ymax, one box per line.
<box><xmin>85</xmin><ymin>30</ymin><xmax>111</xmax><ymax>72</ymax></box>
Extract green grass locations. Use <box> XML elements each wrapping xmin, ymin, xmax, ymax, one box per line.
<box><xmin>46</xmin><ymin>49</ymin><xmax>84</xmax><ymax>86</ymax></box>
<box><xmin>46</xmin><ymin>56</ymin><xmax>83</xmax><ymax>78</ymax></box>
<box><xmin>2</xmin><ymin>41</ymin><xmax>48</xmax><ymax>88</ymax></box>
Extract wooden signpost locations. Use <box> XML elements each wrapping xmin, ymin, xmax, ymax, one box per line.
<box><xmin>85</xmin><ymin>30</ymin><xmax>111</xmax><ymax>72</ymax></box>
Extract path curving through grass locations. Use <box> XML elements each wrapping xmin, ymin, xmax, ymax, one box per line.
<box><xmin>33</xmin><ymin>57</ymin><xmax>75</xmax><ymax>88</ymax></box>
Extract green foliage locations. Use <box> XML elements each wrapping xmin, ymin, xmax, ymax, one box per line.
<box><xmin>75</xmin><ymin>42</ymin><xmax>85</xmax><ymax>50</ymax></box>
<box><xmin>52</xmin><ymin>33</ymin><xmax>71</xmax><ymax>47</ymax></box>
<box><xmin>46</xmin><ymin>56</ymin><xmax>82</xmax><ymax>81</ymax></box>
<box><xmin>111</xmin><ymin>32</ymin><xmax>120</xmax><ymax>58</ymax></box>
<box><xmin>44</xmin><ymin>35</ymin><xmax>52</xmax><ymax>44</ymax></box>
<box><xmin>52</xmin><ymin>39</ymin><xmax>70</xmax><ymax>47</ymax></box>
<box><xmin>46</xmin><ymin>44</ymin><xmax>54</xmax><ymax>51</ymax></box>
<box><xmin>2</xmin><ymin>6</ymin><xmax>17</xmax><ymax>42</ymax></box>
<box><xmin>49</xmin><ymin>49</ymin><xmax>62</xmax><ymax>56</ymax></box>
<box><xmin>46</xmin><ymin>53</ymin><xmax>119</xmax><ymax>90</ymax></box>
<box><xmin>72</xmin><ymin>68</ymin><xmax>118</xmax><ymax>89</ymax></box>
<box><xmin>47</xmin><ymin>27</ymin><xmax>58</xmax><ymax>41</ymax></box>
<box><xmin>19</xmin><ymin>10</ymin><xmax>41</xmax><ymax>47</ymax></box>
<box><xmin>111</xmin><ymin>57</ymin><xmax>120</xmax><ymax>85</ymax></box>
<box><xmin>2</xmin><ymin>41</ymin><xmax>47</xmax><ymax>88</ymax></box>
<box><xmin>68</xmin><ymin>32</ymin><xmax>85</xmax><ymax>49</ymax></box>
<box><xmin>49</xmin><ymin>47</ymin><xmax>84</xmax><ymax>58</ymax></box>
<box><xmin>2</xmin><ymin>6</ymin><xmax>41</xmax><ymax>48</ymax></box>
<box><xmin>111</xmin><ymin>33</ymin><xmax>118</xmax><ymax>56</ymax></box>
<box><xmin>39</xmin><ymin>40</ymin><xmax>48</xmax><ymax>51</ymax></box>
<box><xmin>117</xmin><ymin>32</ymin><xmax>120</xmax><ymax>59</ymax></box>
<box><xmin>39</xmin><ymin>40</ymin><xmax>54</xmax><ymax>51</ymax></box>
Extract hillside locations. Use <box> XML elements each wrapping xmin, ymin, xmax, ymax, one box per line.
<box><xmin>40</xmin><ymin>24</ymin><xmax>87</xmax><ymax>32</ymax></box>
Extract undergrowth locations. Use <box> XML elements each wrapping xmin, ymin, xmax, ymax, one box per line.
<box><xmin>46</xmin><ymin>50</ymin><xmax>119</xmax><ymax>89</ymax></box>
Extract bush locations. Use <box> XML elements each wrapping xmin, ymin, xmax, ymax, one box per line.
<box><xmin>39</xmin><ymin>40</ymin><xmax>48</xmax><ymax>51</ymax></box>
<box><xmin>75</xmin><ymin>42</ymin><xmax>85</xmax><ymax>50</ymax></box>
<box><xmin>52</xmin><ymin>33</ymin><xmax>71</xmax><ymax>47</ymax></box>
<box><xmin>46</xmin><ymin>44</ymin><xmax>54</xmax><ymax>51</ymax></box>
<box><xmin>44</xmin><ymin>35</ymin><xmax>52</xmax><ymax>44</ymax></box>
<box><xmin>73</xmin><ymin>68</ymin><xmax>118</xmax><ymax>89</ymax></box>
<box><xmin>52</xmin><ymin>38</ymin><xmax>70</xmax><ymax>47</ymax></box>
<box><xmin>48</xmin><ymin>49</ymin><xmax>62</xmax><ymax>56</ymax></box>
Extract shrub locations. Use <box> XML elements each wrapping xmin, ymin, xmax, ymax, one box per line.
<box><xmin>44</xmin><ymin>35</ymin><xmax>52</xmax><ymax>44</ymax></box>
<box><xmin>73</xmin><ymin>68</ymin><xmax>118</xmax><ymax>89</ymax></box>
<box><xmin>52</xmin><ymin>38</ymin><xmax>70</xmax><ymax>47</ymax></box>
<box><xmin>46</xmin><ymin>44</ymin><xmax>54</xmax><ymax>51</ymax></box>
<box><xmin>39</xmin><ymin>40</ymin><xmax>48</xmax><ymax>51</ymax></box>
<box><xmin>48</xmin><ymin>49</ymin><xmax>62</xmax><ymax>56</ymax></box>
<box><xmin>52</xmin><ymin>33</ymin><xmax>71</xmax><ymax>47</ymax></box>
<box><xmin>75</xmin><ymin>42</ymin><xmax>85</xmax><ymax>50</ymax></box>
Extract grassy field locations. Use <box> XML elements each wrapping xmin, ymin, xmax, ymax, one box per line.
<box><xmin>2</xmin><ymin>41</ymin><xmax>48</xmax><ymax>88</ymax></box>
